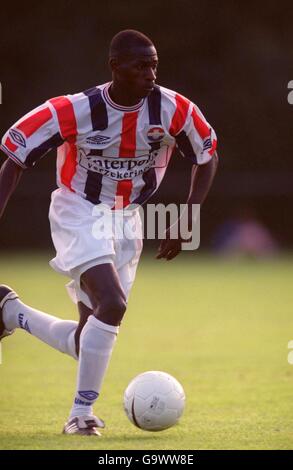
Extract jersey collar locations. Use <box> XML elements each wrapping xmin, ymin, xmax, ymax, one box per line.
<box><xmin>102</xmin><ymin>82</ymin><xmax>144</xmax><ymax>112</ymax></box>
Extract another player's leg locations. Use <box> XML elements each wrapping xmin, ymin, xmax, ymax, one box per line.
<box><xmin>63</xmin><ymin>262</ymin><xmax>126</xmax><ymax>436</ymax></box>
<box><xmin>0</xmin><ymin>285</ymin><xmax>78</xmax><ymax>359</ymax></box>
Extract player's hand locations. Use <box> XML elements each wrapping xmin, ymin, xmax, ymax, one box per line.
<box><xmin>156</xmin><ymin>228</ymin><xmax>182</xmax><ymax>261</ymax></box>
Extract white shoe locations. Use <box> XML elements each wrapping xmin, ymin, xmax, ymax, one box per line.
<box><xmin>62</xmin><ymin>415</ymin><xmax>105</xmax><ymax>436</ymax></box>
<box><xmin>0</xmin><ymin>285</ymin><xmax>18</xmax><ymax>340</ymax></box>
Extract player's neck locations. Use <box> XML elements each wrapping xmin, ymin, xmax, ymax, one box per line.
<box><xmin>108</xmin><ymin>82</ymin><xmax>142</xmax><ymax>107</ymax></box>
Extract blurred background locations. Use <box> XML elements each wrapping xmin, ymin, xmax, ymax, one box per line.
<box><xmin>0</xmin><ymin>0</ymin><xmax>292</xmax><ymax>253</ymax></box>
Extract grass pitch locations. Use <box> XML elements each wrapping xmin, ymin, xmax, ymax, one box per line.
<box><xmin>0</xmin><ymin>252</ymin><xmax>293</xmax><ymax>450</ymax></box>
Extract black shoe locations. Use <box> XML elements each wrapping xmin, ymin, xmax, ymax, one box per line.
<box><xmin>0</xmin><ymin>285</ymin><xmax>18</xmax><ymax>340</ymax></box>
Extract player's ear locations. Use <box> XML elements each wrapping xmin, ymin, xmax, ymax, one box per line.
<box><xmin>109</xmin><ymin>57</ymin><xmax>119</xmax><ymax>72</ymax></box>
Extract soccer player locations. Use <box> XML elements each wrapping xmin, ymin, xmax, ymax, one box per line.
<box><xmin>0</xmin><ymin>30</ymin><xmax>218</xmax><ymax>436</ymax></box>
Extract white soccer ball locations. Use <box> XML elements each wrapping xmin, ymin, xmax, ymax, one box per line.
<box><xmin>123</xmin><ymin>371</ymin><xmax>185</xmax><ymax>431</ymax></box>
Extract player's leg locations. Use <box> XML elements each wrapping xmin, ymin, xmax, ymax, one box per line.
<box><xmin>66</xmin><ymin>256</ymin><xmax>117</xmax><ymax>357</ymax></box>
<box><xmin>67</xmin><ymin>263</ymin><xmax>126</xmax><ymax>422</ymax></box>
<box><xmin>64</xmin><ymin>230</ymin><xmax>142</xmax><ymax>435</ymax></box>
<box><xmin>75</xmin><ymin>301</ymin><xmax>93</xmax><ymax>357</ymax></box>
<box><xmin>0</xmin><ymin>285</ymin><xmax>78</xmax><ymax>359</ymax></box>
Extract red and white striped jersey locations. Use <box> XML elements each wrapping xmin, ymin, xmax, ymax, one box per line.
<box><xmin>1</xmin><ymin>82</ymin><xmax>217</xmax><ymax>209</ymax></box>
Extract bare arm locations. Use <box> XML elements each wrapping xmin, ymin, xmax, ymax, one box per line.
<box><xmin>186</xmin><ymin>151</ymin><xmax>219</xmax><ymax>225</ymax></box>
<box><xmin>156</xmin><ymin>152</ymin><xmax>219</xmax><ymax>260</ymax></box>
<box><xmin>0</xmin><ymin>156</ymin><xmax>24</xmax><ymax>219</ymax></box>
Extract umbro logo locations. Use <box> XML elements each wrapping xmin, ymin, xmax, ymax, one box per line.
<box><xmin>78</xmin><ymin>390</ymin><xmax>99</xmax><ymax>401</ymax></box>
<box><xmin>202</xmin><ymin>137</ymin><xmax>212</xmax><ymax>151</ymax></box>
<box><xmin>9</xmin><ymin>129</ymin><xmax>26</xmax><ymax>148</ymax></box>
<box><xmin>86</xmin><ymin>135</ymin><xmax>110</xmax><ymax>145</ymax></box>
<box><xmin>18</xmin><ymin>313</ymin><xmax>31</xmax><ymax>334</ymax></box>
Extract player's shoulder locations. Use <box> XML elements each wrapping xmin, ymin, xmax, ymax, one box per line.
<box><xmin>157</xmin><ymin>84</ymin><xmax>192</xmax><ymax>102</ymax></box>
<box><xmin>46</xmin><ymin>83</ymin><xmax>107</xmax><ymax>110</ymax></box>
<box><xmin>68</xmin><ymin>83</ymin><xmax>107</xmax><ymax>101</ymax></box>
<box><xmin>156</xmin><ymin>84</ymin><xmax>194</xmax><ymax>111</ymax></box>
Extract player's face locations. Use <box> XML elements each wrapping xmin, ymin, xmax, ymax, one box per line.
<box><xmin>113</xmin><ymin>46</ymin><xmax>158</xmax><ymax>99</ymax></box>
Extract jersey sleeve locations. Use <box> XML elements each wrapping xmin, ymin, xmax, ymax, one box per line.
<box><xmin>0</xmin><ymin>99</ymin><xmax>68</xmax><ymax>169</ymax></box>
<box><xmin>174</xmin><ymin>101</ymin><xmax>217</xmax><ymax>165</ymax></box>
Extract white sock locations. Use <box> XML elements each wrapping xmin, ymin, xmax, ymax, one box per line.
<box><xmin>70</xmin><ymin>315</ymin><xmax>119</xmax><ymax>418</ymax></box>
<box><xmin>3</xmin><ymin>298</ymin><xmax>78</xmax><ymax>360</ymax></box>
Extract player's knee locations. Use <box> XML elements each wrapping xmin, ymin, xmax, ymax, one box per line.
<box><xmin>100</xmin><ymin>295</ymin><xmax>127</xmax><ymax>317</ymax></box>
<box><xmin>98</xmin><ymin>295</ymin><xmax>127</xmax><ymax>324</ymax></box>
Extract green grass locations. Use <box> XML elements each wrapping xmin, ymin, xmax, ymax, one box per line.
<box><xmin>0</xmin><ymin>252</ymin><xmax>293</xmax><ymax>450</ymax></box>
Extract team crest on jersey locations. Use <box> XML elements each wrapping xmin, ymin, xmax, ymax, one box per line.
<box><xmin>86</xmin><ymin>134</ymin><xmax>110</xmax><ymax>145</ymax></box>
<box><xmin>147</xmin><ymin>127</ymin><xmax>165</xmax><ymax>142</ymax></box>
<box><xmin>9</xmin><ymin>129</ymin><xmax>26</xmax><ymax>148</ymax></box>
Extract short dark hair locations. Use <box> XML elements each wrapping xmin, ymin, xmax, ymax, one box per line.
<box><xmin>109</xmin><ymin>30</ymin><xmax>154</xmax><ymax>58</ymax></box>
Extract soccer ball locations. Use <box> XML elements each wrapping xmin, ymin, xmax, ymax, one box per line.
<box><xmin>123</xmin><ymin>371</ymin><xmax>185</xmax><ymax>431</ymax></box>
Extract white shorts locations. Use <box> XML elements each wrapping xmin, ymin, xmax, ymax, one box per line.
<box><xmin>48</xmin><ymin>188</ymin><xmax>143</xmax><ymax>309</ymax></box>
